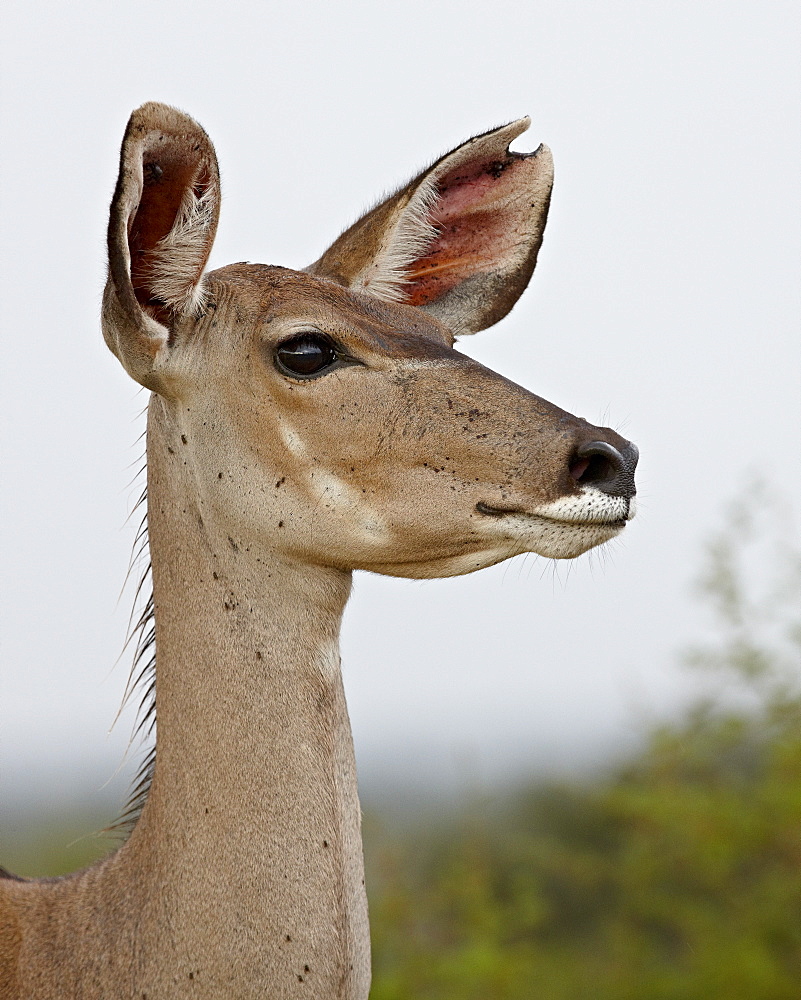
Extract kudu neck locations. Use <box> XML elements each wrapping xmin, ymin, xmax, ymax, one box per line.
<box><xmin>142</xmin><ymin>396</ymin><xmax>354</xmax><ymax>803</ymax></box>
<box><xmin>121</xmin><ymin>397</ymin><xmax>370</xmax><ymax>998</ymax></box>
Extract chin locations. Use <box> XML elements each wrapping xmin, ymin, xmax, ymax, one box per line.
<box><xmin>529</xmin><ymin>520</ymin><xmax>627</xmax><ymax>559</ymax></box>
<box><xmin>361</xmin><ymin>523</ymin><xmax>625</xmax><ymax>579</ymax></box>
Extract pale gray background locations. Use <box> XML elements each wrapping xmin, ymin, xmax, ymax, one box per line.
<box><xmin>1</xmin><ymin>1</ymin><xmax>799</xmax><ymax>822</ymax></box>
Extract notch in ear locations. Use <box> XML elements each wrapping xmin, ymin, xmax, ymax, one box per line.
<box><xmin>103</xmin><ymin>102</ymin><xmax>220</xmax><ymax>389</ymax></box>
<box><xmin>307</xmin><ymin>118</ymin><xmax>553</xmax><ymax>337</ymax></box>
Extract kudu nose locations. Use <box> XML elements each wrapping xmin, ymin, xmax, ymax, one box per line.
<box><xmin>569</xmin><ymin>440</ymin><xmax>639</xmax><ymax>500</ymax></box>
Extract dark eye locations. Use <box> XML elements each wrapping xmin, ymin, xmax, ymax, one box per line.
<box><xmin>275</xmin><ymin>334</ymin><xmax>338</xmax><ymax>378</ymax></box>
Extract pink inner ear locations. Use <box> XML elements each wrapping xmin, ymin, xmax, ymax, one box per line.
<box><xmin>129</xmin><ymin>140</ymin><xmax>208</xmax><ymax>315</ymax></box>
<box><xmin>404</xmin><ymin>154</ymin><xmax>534</xmax><ymax>307</ymax></box>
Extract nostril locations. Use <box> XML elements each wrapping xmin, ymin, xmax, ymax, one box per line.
<box><xmin>568</xmin><ymin>457</ymin><xmax>590</xmax><ymax>482</ymax></box>
<box><xmin>569</xmin><ymin>453</ymin><xmax>611</xmax><ymax>484</ymax></box>
<box><xmin>569</xmin><ymin>441</ymin><xmax>623</xmax><ymax>486</ymax></box>
<box><xmin>569</xmin><ymin>439</ymin><xmax>638</xmax><ymax>499</ymax></box>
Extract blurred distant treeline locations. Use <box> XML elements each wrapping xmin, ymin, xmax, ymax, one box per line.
<box><xmin>4</xmin><ymin>486</ymin><xmax>800</xmax><ymax>998</ymax></box>
<box><xmin>365</xmin><ymin>688</ymin><xmax>801</xmax><ymax>999</ymax></box>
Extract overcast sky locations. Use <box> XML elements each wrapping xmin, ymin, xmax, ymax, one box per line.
<box><xmin>1</xmin><ymin>1</ymin><xmax>799</xmax><ymax>824</ymax></box>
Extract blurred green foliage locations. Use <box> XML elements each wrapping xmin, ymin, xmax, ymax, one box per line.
<box><xmin>0</xmin><ymin>812</ymin><xmax>114</xmax><ymax>879</ymax></box>
<box><xmin>364</xmin><ymin>485</ymin><xmax>801</xmax><ymax>999</ymax></box>
<box><xmin>3</xmin><ymin>484</ymin><xmax>800</xmax><ymax>997</ymax></box>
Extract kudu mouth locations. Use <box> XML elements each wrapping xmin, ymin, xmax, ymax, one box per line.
<box><xmin>475</xmin><ymin>501</ymin><xmax>527</xmax><ymax>517</ymax></box>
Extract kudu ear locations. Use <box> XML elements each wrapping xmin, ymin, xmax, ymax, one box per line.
<box><xmin>103</xmin><ymin>102</ymin><xmax>220</xmax><ymax>389</ymax></box>
<box><xmin>307</xmin><ymin>119</ymin><xmax>553</xmax><ymax>336</ymax></box>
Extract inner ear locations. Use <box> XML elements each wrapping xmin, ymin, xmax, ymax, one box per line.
<box><xmin>404</xmin><ymin>152</ymin><xmax>540</xmax><ymax>310</ymax></box>
<box><xmin>129</xmin><ymin>140</ymin><xmax>216</xmax><ymax>326</ymax></box>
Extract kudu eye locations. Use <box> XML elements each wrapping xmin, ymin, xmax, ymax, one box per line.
<box><xmin>275</xmin><ymin>333</ymin><xmax>338</xmax><ymax>378</ymax></box>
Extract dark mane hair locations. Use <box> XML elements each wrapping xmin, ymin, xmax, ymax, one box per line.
<box><xmin>110</xmin><ymin>473</ymin><xmax>156</xmax><ymax>837</ymax></box>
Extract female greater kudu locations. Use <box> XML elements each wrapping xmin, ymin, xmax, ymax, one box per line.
<box><xmin>0</xmin><ymin>103</ymin><xmax>637</xmax><ymax>999</ymax></box>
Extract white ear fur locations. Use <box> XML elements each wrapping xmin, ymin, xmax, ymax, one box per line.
<box><xmin>145</xmin><ymin>171</ymin><xmax>219</xmax><ymax>316</ymax></box>
<box><xmin>349</xmin><ymin>174</ymin><xmax>440</xmax><ymax>303</ymax></box>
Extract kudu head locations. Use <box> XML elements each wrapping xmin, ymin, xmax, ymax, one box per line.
<box><xmin>103</xmin><ymin>103</ymin><xmax>637</xmax><ymax>579</ymax></box>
